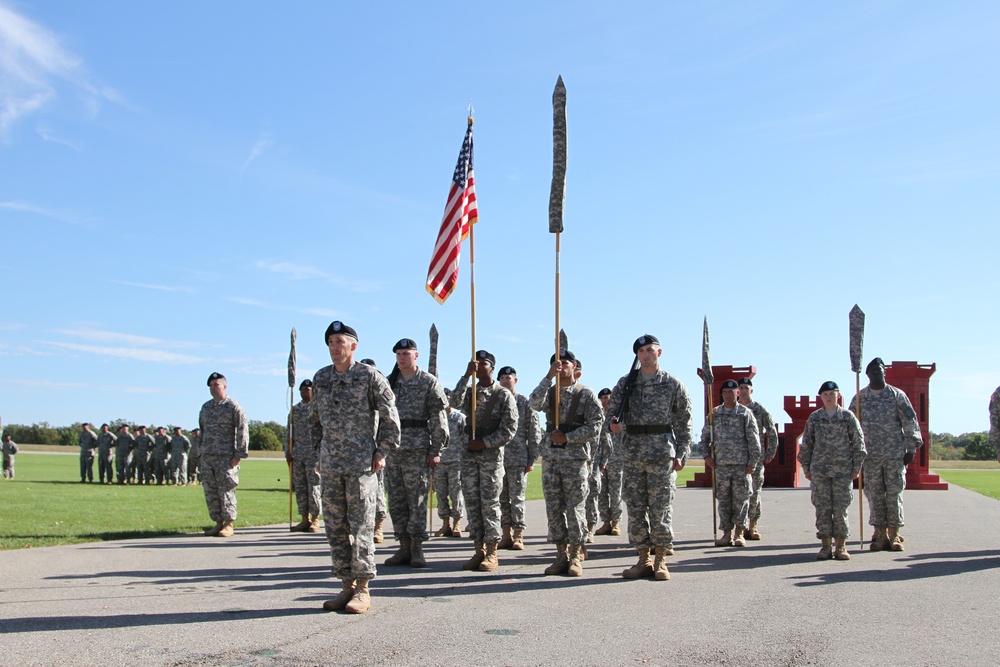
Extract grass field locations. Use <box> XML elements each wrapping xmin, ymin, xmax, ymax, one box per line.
<box><xmin>932</xmin><ymin>470</ymin><xmax>1000</xmax><ymax>501</ymax></box>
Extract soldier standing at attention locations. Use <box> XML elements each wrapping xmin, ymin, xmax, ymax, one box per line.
<box><xmin>848</xmin><ymin>358</ymin><xmax>923</xmax><ymax>551</ymax></box>
<box><xmin>188</xmin><ymin>427</ymin><xmax>202</xmax><ymax>484</ymax></box>
<box><xmin>169</xmin><ymin>426</ymin><xmax>191</xmax><ymax>485</ymax></box>
<box><xmin>595</xmin><ymin>388</ymin><xmax>624</xmax><ymax>537</ymax></box>
<box><xmin>134</xmin><ymin>425</ymin><xmax>154</xmax><ymax>484</ymax></box>
<box><xmin>96</xmin><ymin>423</ymin><xmax>117</xmax><ymax>484</ymax></box>
<box><xmin>115</xmin><ymin>425</ymin><xmax>136</xmax><ymax>485</ymax></box>
<box><xmin>434</xmin><ymin>390</ymin><xmax>467</xmax><ymax>538</ymax></box>
<box><xmin>991</xmin><ymin>386</ymin><xmax>1000</xmax><ymax>463</ymax></box>
<box><xmin>529</xmin><ymin>349</ymin><xmax>604</xmax><ymax>576</ymax></box>
<box><xmin>701</xmin><ymin>379</ymin><xmax>760</xmax><ymax>547</ymax></box>
<box><xmin>287</xmin><ymin>379</ymin><xmax>321</xmax><ymax>532</ymax></box>
<box><xmin>358</xmin><ymin>358</ymin><xmax>389</xmax><ymax>544</ymax></box>
<box><xmin>79</xmin><ymin>423</ymin><xmax>98</xmax><ymax>483</ymax></box>
<box><xmin>736</xmin><ymin>378</ymin><xmax>779</xmax><ymax>540</ymax></box>
<box><xmin>497</xmin><ymin>366</ymin><xmax>542</xmax><ymax>551</ymax></box>
<box><xmin>799</xmin><ymin>381</ymin><xmax>867</xmax><ymax>561</ymax></box>
<box><xmin>152</xmin><ymin>426</ymin><xmax>171</xmax><ymax>485</ymax></box>
<box><xmin>2</xmin><ymin>434</ymin><xmax>18</xmax><ymax>479</ymax></box>
<box><xmin>198</xmin><ymin>372</ymin><xmax>249</xmax><ymax>538</ymax></box>
<box><xmin>309</xmin><ymin>321</ymin><xmax>400</xmax><ymax>614</ymax></box>
<box><xmin>449</xmin><ymin>350</ymin><xmax>518</xmax><ymax>572</ymax></box>
<box><xmin>607</xmin><ymin>334</ymin><xmax>693</xmax><ymax>582</ymax></box>
<box><xmin>574</xmin><ymin>359</ymin><xmax>606</xmax><ymax>546</ymax></box>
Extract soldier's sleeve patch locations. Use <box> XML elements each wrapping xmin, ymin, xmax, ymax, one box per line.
<box><xmin>383</xmin><ymin>387</ymin><xmax>395</xmax><ymax>402</ymax></box>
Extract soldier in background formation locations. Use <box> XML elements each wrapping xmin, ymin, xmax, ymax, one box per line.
<box><xmin>2</xmin><ymin>434</ymin><xmax>18</xmax><ymax>479</ymax></box>
<box><xmin>435</xmin><ymin>389</ymin><xmax>466</xmax><ymax>538</ymax></box>
<box><xmin>595</xmin><ymin>388</ymin><xmax>624</xmax><ymax>537</ymax></box>
<box><xmin>287</xmin><ymin>379</ymin><xmax>321</xmax><ymax>532</ymax></box>
<box><xmin>170</xmin><ymin>426</ymin><xmax>191</xmax><ymax>485</ymax></box>
<box><xmin>736</xmin><ymin>378</ymin><xmax>779</xmax><ymax>540</ymax></box>
<box><xmin>497</xmin><ymin>366</ymin><xmax>541</xmax><ymax>551</ymax></box>
<box><xmin>608</xmin><ymin>334</ymin><xmax>693</xmax><ymax>582</ymax></box>
<box><xmin>153</xmin><ymin>426</ymin><xmax>171</xmax><ymax>485</ymax></box>
<box><xmin>188</xmin><ymin>427</ymin><xmax>201</xmax><ymax>484</ymax></box>
<box><xmin>115</xmin><ymin>425</ymin><xmax>136</xmax><ymax>484</ymax></box>
<box><xmin>799</xmin><ymin>381</ymin><xmax>867</xmax><ymax>561</ymax></box>
<box><xmin>529</xmin><ymin>349</ymin><xmax>604</xmax><ymax>576</ymax></box>
<box><xmin>198</xmin><ymin>372</ymin><xmax>249</xmax><ymax>538</ymax></box>
<box><xmin>96</xmin><ymin>423</ymin><xmax>117</xmax><ymax>484</ymax></box>
<box><xmin>358</xmin><ymin>357</ymin><xmax>388</xmax><ymax>544</ymax></box>
<box><xmin>576</xmin><ymin>360</ymin><xmax>606</xmax><ymax>545</ymax></box>
<box><xmin>382</xmin><ymin>338</ymin><xmax>449</xmax><ymax>569</ymax></box>
<box><xmin>991</xmin><ymin>386</ymin><xmax>1000</xmax><ymax>464</ymax></box>
<box><xmin>134</xmin><ymin>425</ymin><xmax>155</xmax><ymax>484</ymax></box>
<box><xmin>79</xmin><ymin>423</ymin><xmax>98</xmax><ymax>483</ymax></box>
<box><xmin>701</xmin><ymin>379</ymin><xmax>760</xmax><ymax>547</ymax></box>
<box><xmin>848</xmin><ymin>358</ymin><xmax>923</xmax><ymax>552</ymax></box>
<box><xmin>310</xmin><ymin>322</ymin><xmax>400</xmax><ymax>614</ymax></box>
<box><xmin>450</xmin><ymin>350</ymin><xmax>518</xmax><ymax>572</ymax></box>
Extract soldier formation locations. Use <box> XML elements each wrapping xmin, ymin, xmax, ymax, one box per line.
<box><xmin>75</xmin><ymin>421</ymin><xmax>202</xmax><ymax>486</ymax></box>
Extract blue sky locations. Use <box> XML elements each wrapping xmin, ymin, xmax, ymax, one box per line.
<box><xmin>1</xmin><ymin>1</ymin><xmax>997</xmax><ymax>436</ymax></box>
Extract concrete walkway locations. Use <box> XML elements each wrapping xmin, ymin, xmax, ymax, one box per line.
<box><xmin>2</xmin><ymin>483</ymin><xmax>1000</xmax><ymax>666</ymax></box>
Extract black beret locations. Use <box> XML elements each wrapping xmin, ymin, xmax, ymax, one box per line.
<box><xmin>498</xmin><ymin>366</ymin><xmax>517</xmax><ymax>377</ymax></box>
<box><xmin>324</xmin><ymin>320</ymin><xmax>358</xmax><ymax>343</ymax></box>
<box><xmin>549</xmin><ymin>348</ymin><xmax>577</xmax><ymax>365</ymax></box>
<box><xmin>721</xmin><ymin>379</ymin><xmax>739</xmax><ymax>390</ymax></box>
<box><xmin>476</xmin><ymin>350</ymin><xmax>496</xmax><ymax>367</ymax></box>
<box><xmin>737</xmin><ymin>377</ymin><xmax>753</xmax><ymax>386</ymax></box>
<box><xmin>866</xmin><ymin>357</ymin><xmax>885</xmax><ymax>373</ymax></box>
<box><xmin>207</xmin><ymin>372</ymin><xmax>225</xmax><ymax>386</ymax></box>
<box><xmin>393</xmin><ymin>338</ymin><xmax>418</xmax><ymax>352</ymax></box>
<box><xmin>359</xmin><ymin>358</ymin><xmax>376</xmax><ymax>367</ymax></box>
<box><xmin>299</xmin><ymin>379</ymin><xmax>313</xmax><ymax>389</ymax></box>
<box><xmin>598</xmin><ymin>388</ymin><xmax>612</xmax><ymax>397</ymax></box>
<box><xmin>819</xmin><ymin>380</ymin><xmax>839</xmax><ymax>393</ymax></box>
<box><xmin>633</xmin><ymin>334</ymin><xmax>660</xmax><ymax>354</ymax></box>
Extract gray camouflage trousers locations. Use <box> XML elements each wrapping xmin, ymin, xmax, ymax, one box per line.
<box><xmin>135</xmin><ymin>453</ymin><xmax>152</xmax><ymax>484</ymax></box>
<box><xmin>500</xmin><ymin>466</ymin><xmax>528</xmax><ymax>530</ymax></box>
<box><xmin>292</xmin><ymin>454</ymin><xmax>322</xmax><ymax>517</ymax></box>
<box><xmin>115</xmin><ymin>451</ymin><xmax>132</xmax><ymax>483</ymax></box>
<box><xmin>748</xmin><ymin>460</ymin><xmax>766</xmax><ymax>521</ymax></box>
<box><xmin>170</xmin><ymin>454</ymin><xmax>188</xmax><ymax>484</ymax></box>
<box><xmin>98</xmin><ymin>448</ymin><xmax>114</xmax><ymax>483</ymax></box>
<box><xmin>542</xmin><ymin>459</ymin><xmax>589</xmax><ymax>544</ymax></box>
<box><xmin>585</xmin><ymin>462</ymin><xmax>601</xmax><ymax>526</ymax></box>
<box><xmin>810</xmin><ymin>475</ymin><xmax>854</xmax><ymax>539</ymax></box>
<box><xmin>187</xmin><ymin>454</ymin><xmax>200</xmax><ymax>483</ymax></box>
<box><xmin>598</xmin><ymin>458</ymin><xmax>624</xmax><ymax>523</ymax></box>
<box><xmin>462</xmin><ymin>456</ymin><xmax>503</xmax><ymax>544</ymax></box>
<box><xmin>322</xmin><ymin>469</ymin><xmax>378</xmax><ymax>582</ymax></box>
<box><xmin>385</xmin><ymin>449</ymin><xmax>431</xmax><ymax>542</ymax></box>
<box><xmin>863</xmin><ymin>456</ymin><xmax>906</xmax><ymax>528</ymax></box>
<box><xmin>434</xmin><ymin>461</ymin><xmax>464</xmax><ymax>520</ymax></box>
<box><xmin>375</xmin><ymin>468</ymin><xmax>387</xmax><ymax>520</ymax></box>
<box><xmin>154</xmin><ymin>456</ymin><xmax>170</xmax><ymax>484</ymax></box>
<box><xmin>201</xmin><ymin>456</ymin><xmax>239</xmax><ymax>522</ymax></box>
<box><xmin>623</xmin><ymin>458</ymin><xmax>677</xmax><ymax>549</ymax></box>
<box><xmin>80</xmin><ymin>451</ymin><xmax>95</xmax><ymax>482</ymax></box>
<box><xmin>714</xmin><ymin>464</ymin><xmax>751</xmax><ymax>532</ymax></box>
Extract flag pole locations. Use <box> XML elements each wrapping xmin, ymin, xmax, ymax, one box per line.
<box><xmin>287</xmin><ymin>328</ymin><xmax>297</xmax><ymax>529</ymax></box>
<box><xmin>468</xmin><ymin>115</ymin><xmax>477</xmax><ymax>437</ymax></box>
<box><xmin>701</xmin><ymin>317</ymin><xmax>717</xmax><ymax>542</ymax></box>
<box><xmin>849</xmin><ymin>304</ymin><xmax>866</xmax><ymax>552</ymax></box>
<box><xmin>550</xmin><ymin>76</ymin><xmax>567</xmax><ymax>427</ymax></box>
<box><xmin>554</xmin><ymin>231</ymin><xmax>561</xmax><ymax>427</ymax></box>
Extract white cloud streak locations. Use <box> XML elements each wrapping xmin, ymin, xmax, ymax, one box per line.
<box><xmin>109</xmin><ymin>280</ymin><xmax>197</xmax><ymax>293</ymax></box>
<box><xmin>0</xmin><ymin>200</ymin><xmax>91</xmax><ymax>226</ymax></box>
<box><xmin>241</xmin><ymin>131</ymin><xmax>275</xmax><ymax>172</ymax></box>
<box><xmin>38</xmin><ymin>340</ymin><xmax>206</xmax><ymax>364</ymax></box>
<box><xmin>255</xmin><ymin>260</ymin><xmax>381</xmax><ymax>292</ymax></box>
<box><xmin>227</xmin><ymin>296</ymin><xmax>344</xmax><ymax>320</ymax></box>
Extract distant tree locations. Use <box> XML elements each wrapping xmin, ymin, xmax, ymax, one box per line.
<box><xmin>961</xmin><ymin>432</ymin><xmax>994</xmax><ymax>461</ymax></box>
<box><xmin>248</xmin><ymin>420</ymin><xmax>286</xmax><ymax>451</ymax></box>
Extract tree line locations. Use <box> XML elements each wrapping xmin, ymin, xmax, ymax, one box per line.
<box><xmin>2</xmin><ymin>420</ymin><xmax>289</xmax><ymax>452</ymax></box>
<box><xmin>930</xmin><ymin>431</ymin><xmax>993</xmax><ymax>461</ymax></box>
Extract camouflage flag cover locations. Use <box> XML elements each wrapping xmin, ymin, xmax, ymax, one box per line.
<box><xmin>287</xmin><ymin>327</ymin><xmax>297</xmax><ymax>389</ymax></box>
<box><xmin>428</xmin><ymin>323</ymin><xmax>439</xmax><ymax>378</ymax></box>
<box><xmin>701</xmin><ymin>316</ymin><xmax>714</xmax><ymax>385</ymax></box>
<box><xmin>548</xmin><ymin>76</ymin><xmax>567</xmax><ymax>233</ymax></box>
<box><xmin>849</xmin><ymin>305</ymin><xmax>865</xmax><ymax>373</ymax></box>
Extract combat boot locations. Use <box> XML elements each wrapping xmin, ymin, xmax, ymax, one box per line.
<box><xmin>870</xmin><ymin>527</ymin><xmax>890</xmax><ymax>551</ymax></box>
<box><xmin>609</xmin><ymin>520</ymin><xmax>621</xmax><ymax>536</ymax></box>
<box><xmin>746</xmin><ymin>520</ymin><xmax>761</xmax><ymax>540</ymax></box>
<box><xmin>888</xmin><ymin>527</ymin><xmax>905</xmax><ymax>552</ymax></box>
<box><xmin>733</xmin><ymin>527</ymin><xmax>747</xmax><ymax>548</ymax></box>
<box><xmin>373</xmin><ymin>517</ymin><xmax>384</xmax><ymax>544</ymax></box>
<box><xmin>290</xmin><ymin>515</ymin><xmax>310</xmax><ymax>532</ymax></box>
<box><xmin>217</xmin><ymin>520</ymin><xmax>234</xmax><ymax>538</ymax></box>
<box><xmin>307</xmin><ymin>514</ymin><xmax>321</xmax><ymax>533</ymax></box>
<box><xmin>204</xmin><ymin>521</ymin><xmax>223</xmax><ymax>537</ymax></box>
<box><xmin>384</xmin><ymin>536</ymin><xmax>412</xmax><ymax>566</ymax></box>
<box><xmin>451</xmin><ymin>518</ymin><xmax>463</xmax><ymax>539</ymax></box>
<box><xmin>544</xmin><ymin>543</ymin><xmax>569</xmax><ymax>576</ymax></box>
<box><xmin>434</xmin><ymin>517</ymin><xmax>452</xmax><ymax>537</ymax></box>
<box><xmin>462</xmin><ymin>541</ymin><xmax>485</xmax><ymax>570</ymax></box>
<box><xmin>511</xmin><ymin>528</ymin><xmax>525</xmax><ymax>551</ymax></box>
<box><xmin>479</xmin><ymin>542</ymin><xmax>499</xmax><ymax>572</ymax></box>
<box><xmin>834</xmin><ymin>537</ymin><xmax>851</xmax><ymax>560</ymax></box>
<box><xmin>586</xmin><ymin>522</ymin><xmax>596</xmax><ymax>544</ymax></box>
<box><xmin>816</xmin><ymin>537</ymin><xmax>833</xmax><ymax>560</ymax></box>
<box><xmin>653</xmin><ymin>547</ymin><xmax>671</xmax><ymax>581</ymax></box>
<box><xmin>344</xmin><ymin>580</ymin><xmax>371</xmax><ymax>614</ymax></box>
<box><xmin>594</xmin><ymin>520</ymin><xmax>613</xmax><ymax>536</ymax></box>
<box><xmin>410</xmin><ymin>540</ymin><xmax>427</xmax><ymax>568</ymax></box>
<box><xmin>322</xmin><ymin>579</ymin><xmax>356</xmax><ymax>611</ymax></box>
<box><xmin>715</xmin><ymin>528</ymin><xmax>733</xmax><ymax>547</ymax></box>
<box><xmin>622</xmin><ymin>547</ymin><xmax>654</xmax><ymax>579</ymax></box>
<box><xmin>567</xmin><ymin>544</ymin><xmax>584</xmax><ymax>577</ymax></box>
<box><xmin>498</xmin><ymin>525</ymin><xmax>514</xmax><ymax>550</ymax></box>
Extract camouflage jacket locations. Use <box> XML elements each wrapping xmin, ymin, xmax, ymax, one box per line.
<box><xmin>153</xmin><ymin>434</ymin><xmax>172</xmax><ymax>459</ymax></box>
<box><xmin>745</xmin><ymin>400</ymin><xmax>779</xmax><ymax>462</ymax></box>
<box><xmin>503</xmin><ymin>392</ymin><xmax>542</xmax><ymax>468</ymax></box>
<box><xmin>848</xmin><ymin>385</ymin><xmax>923</xmax><ymax>460</ymax></box>
<box><xmin>449</xmin><ymin>377</ymin><xmax>518</xmax><ymax>464</ymax></box>
<box><xmin>798</xmin><ymin>406</ymin><xmax>867</xmax><ymax>478</ymax></box>
<box><xmin>598</xmin><ymin>417</ymin><xmax>623</xmax><ymax>466</ymax></box>
<box><xmin>135</xmin><ymin>434</ymin><xmax>155</xmax><ymax>455</ymax></box>
<box><xmin>79</xmin><ymin>430</ymin><xmax>98</xmax><ymax>452</ymax></box>
<box><xmin>116</xmin><ymin>432</ymin><xmax>136</xmax><ymax>455</ymax></box>
<box><xmin>189</xmin><ymin>434</ymin><xmax>201</xmax><ymax>458</ymax></box>
<box><xmin>439</xmin><ymin>410</ymin><xmax>467</xmax><ymax>465</ymax></box>
<box><xmin>605</xmin><ymin>368</ymin><xmax>693</xmax><ymax>463</ymax></box>
<box><xmin>389</xmin><ymin>368</ymin><xmax>449</xmax><ymax>456</ymax></box>
<box><xmin>699</xmin><ymin>403</ymin><xmax>761</xmax><ymax>467</ymax></box>
<box><xmin>529</xmin><ymin>378</ymin><xmax>604</xmax><ymax>462</ymax></box>
<box><xmin>170</xmin><ymin>434</ymin><xmax>191</xmax><ymax>457</ymax></box>
<box><xmin>97</xmin><ymin>431</ymin><xmax>117</xmax><ymax>453</ymax></box>
<box><xmin>198</xmin><ymin>396</ymin><xmax>249</xmax><ymax>461</ymax></box>
<box><xmin>991</xmin><ymin>387</ymin><xmax>1000</xmax><ymax>454</ymax></box>
<box><xmin>285</xmin><ymin>400</ymin><xmax>313</xmax><ymax>457</ymax></box>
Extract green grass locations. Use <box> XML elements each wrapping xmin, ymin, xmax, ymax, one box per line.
<box><xmin>932</xmin><ymin>469</ymin><xmax>1000</xmax><ymax>500</ymax></box>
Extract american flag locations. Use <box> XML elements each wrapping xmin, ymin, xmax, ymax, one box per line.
<box><xmin>426</xmin><ymin>120</ymin><xmax>477</xmax><ymax>304</ymax></box>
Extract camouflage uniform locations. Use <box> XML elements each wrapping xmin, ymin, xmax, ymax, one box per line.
<box><xmin>287</xmin><ymin>400</ymin><xmax>322</xmax><ymax>518</ymax></box>
<box><xmin>798</xmin><ymin>406</ymin><xmax>867</xmax><ymax>539</ymax></box>
<box><xmin>500</xmin><ymin>392</ymin><xmax>541</xmax><ymax>531</ymax></box>
<box><xmin>598</xmin><ymin>422</ymin><xmax>624</xmax><ymax>524</ymax></box>
<box><xmin>586</xmin><ymin>421</ymin><xmax>612</xmax><ymax>528</ymax></box>
<box><xmin>79</xmin><ymin>429</ymin><xmax>98</xmax><ymax>482</ymax></box>
<box><xmin>170</xmin><ymin>433</ymin><xmax>192</xmax><ymax>484</ymax></box>
<box><xmin>700</xmin><ymin>404</ymin><xmax>760</xmax><ymax>533</ymax></box>
<box><xmin>529</xmin><ymin>377</ymin><xmax>604</xmax><ymax>545</ymax></box>
<box><xmin>198</xmin><ymin>397</ymin><xmax>249</xmax><ymax>522</ymax></box>
<box><xmin>309</xmin><ymin>361</ymin><xmax>400</xmax><ymax>582</ymax></box>
<box><xmin>435</xmin><ymin>410</ymin><xmax>467</xmax><ymax>521</ymax></box>
<box><xmin>745</xmin><ymin>400</ymin><xmax>778</xmax><ymax>523</ymax></box>
<box><xmin>2</xmin><ymin>438</ymin><xmax>18</xmax><ymax>479</ymax></box>
<box><xmin>153</xmin><ymin>432</ymin><xmax>171</xmax><ymax>484</ymax></box>
<box><xmin>187</xmin><ymin>432</ymin><xmax>201</xmax><ymax>483</ymax></box>
<box><xmin>848</xmin><ymin>386</ymin><xmax>922</xmax><ymax>529</ymax></box>
<box><xmin>134</xmin><ymin>433</ymin><xmax>155</xmax><ymax>484</ymax></box>
<box><xmin>991</xmin><ymin>387</ymin><xmax>1000</xmax><ymax>457</ymax></box>
<box><xmin>97</xmin><ymin>430</ymin><xmax>117</xmax><ymax>483</ymax></box>
<box><xmin>606</xmin><ymin>370</ymin><xmax>693</xmax><ymax>550</ymax></box>
<box><xmin>115</xmin><ymin>431</ymin><xmax>136</xmax><ymax>483</ymax></box>
<box><xmin>449</xmin><ymin>377</ymin><xmax>518</xmax><ymax>544</ymax></box>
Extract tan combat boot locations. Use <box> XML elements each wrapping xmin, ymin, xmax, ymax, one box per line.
<box><xmin>834</xmin><ymin>537</ymin><xmax>851</xmax><ymax>560</ymax></box>
<box><xmin>585</xmin><ymin>522</ymin><xmax>596</xmax><ymax>544</ymax></box>
<box><xmin>479</xmin><ymin>542</ymin><xmax>499</xmax><ymax>571</ymax></box>
<box><xmin>384</xmin><ymin>536</ymin><xmax>412</xmax><ymax>566</ymax></box>
<box><xmin>307</xmin><ymin>514</ymin><xmax>321</xmax><ymax>533</ymax></box>
<box><xmin>888</xmin><ymin>527</ymin><xmax>904</xmax><ymax>552</ymax></box>
<box><xmin>344</xmin><ymin>580</ymin><xmax>371</xmax><ymax>614</ymax></box>
<box><xmin>816</xmin><ymin>537</ymin><xmax>833</xmax><ymax>560</ymax></box>
<box><xmin>217</xmin><ymin>520</ymin><xmax>234</xmax><ymax>538</ymax></box>
<box><xmin>733</xmin><ymin>526</ymin><xmax>747</xmax><ymax>548</ymax></box>
<box><xmin>462</xmin><ymin>541</ymin><xmax>485</xmax><ymax>570</ymax></box>
<box><xmin>746</xmin><ymin>520</ymin><xmax>761</xmax><ymax>540</ymax></box>
<box><xmin>511</xmin><ymin>528</ymin><xmax>525</xmax><ymax>551</ymax></box>
<box><xmin>373</xmin><ymin>517</ymin><xmax>384</xmax><ymax>544</ymax></box>
<box><xmin>290</xmin><ymin>515</ymin><xmax>310</xmax><ymax>532</ymax></box>
<box><xmin>322</xmin><ymin>579</ymin><xmax>356</xmax><ymax>611</ymax></box>
<box><xmin>609</xmin><ymin>520</ymin><xmax>621</xmax><ymax>536</ymax></box>
<box><xmin>870</xmin><ymin>527</ymin><xmax>890</xmax><ymax>551</ymax></box>
<box><xmin>204</xmin><ymin>521</ymin><xmax>223</xmax><ymax>537</ymax></box>
<box><xmin>544</xmin><ymin>543</ymin><xmax>569</xmax><ymax>576</ymax></box>
<box><xmin>498</xmin><ymin>525</ymin><xmax>514</xmax><ymax>550</ymax></box>
<box><xmin>434</xmin><ymin>517</ymin><xmax>452</xmax><ymax>537</ymax></box>
<box><xmin>410</xmin><ymin>539</ymin><xmax>427</xmax><ymax>568</ymax></box>
<box><xmin>451</xmin><ymin>518</ymin><xmax>463</xmax><ymax>539</ymax></box>
<box><xmin>567</xmin><ymin>544</ymin><xmax>584</xmax><ymax>577</ymax></box>
<box><xmin>594</xmin><ymin>520</ymin><xmax>613</xmax><ymax>536</ymax></box>
<box><xmin>653</xmin><ymin>547</ymin><xmax>671</xmax><ymax>581</ymax></box>
<box><xmin>715</xmin><ymin>528</ymin><xmax>733</xmax><ymax>547</ymax></box>
<box><xmin>622</xmin><ymin>547</ymin><xmax>653</xmax><ymax>579</ymax></box>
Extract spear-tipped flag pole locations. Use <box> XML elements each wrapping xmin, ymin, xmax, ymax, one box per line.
<box><xmin>849</xmin><ymin>304</ymin><xmax>866</xmax><ymax>549</ymax></box>
<box><xmin>550</xmin><ymin>76</ymin><xmax>568</xmax><ymax>427</ymax></box>
<box><xmin>287</xmin><ymin>327</ymin><xmax>297</xmax><ymax>529</ymax></box>
<box><xmin>701</xmin><ymin>316</ymin><xmax>718</xmax><ymax>540</ymax></box>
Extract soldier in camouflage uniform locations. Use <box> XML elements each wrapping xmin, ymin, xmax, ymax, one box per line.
<box><xmin>115</xmin><ymin>426</ymin><xmax>136</xmax><ymax>485</ymax></box>
<box><xmin>595</xmin><ymin>388</ymin><xmax>624</xmax><ymax>536</ymax></box>
<box><xmin>382</xmin><ymin>338</ymin><xmax>449</xmax><ymax>568</ymax></box>
<box><xmin>78</xmin><ymin>423</ymin><xmax>98</xmax><ymax>483</ymax></box>
<box><xmin>529</xmin><ymin>349</ymin><xmax>604</xmax><ymax>576</ymax></box>
<box><xmin>449</xmin><ymin>350</ymin><xmax>518</xmax><ymax>572</ymax></box>
<box><xmin>96</xmin><ymin>423</ymin><xmax>117</xmax><ymax>484</ymax></box>
<box><xmin>497</xmin><ymin>366</ymin><xmax>541</xmax><ymax>551</ymax></box>
<box><xmin>152</xmin><ymin>426</ymin><xmax>171</xmax><ymax>485</ymax></box>
<box><xmin>358</xmin><ymin>358</ymin><xmax>388</xmax><ymax>543</ymax></box>
<box><xmin>169</xmin><ymin>426</ymin><xmax>191</xmax><ymax>485</ymax></box>
<box><xmin>607</xmin><ymin>334</ymin><xmax>693</xmax><ymax>582</ymax></box>
<box><xmin>991</xmin><ymin>386</ymin><xmax>1000</xmax><ymax>464</ymax></box>
<box><xmin>187</xmin><ymin>428</ymin><xmax>201</xmax><ymax>484</ymax></box>
<box><xmin>737</xmin><ymin>378</ymin><xmax>779</xmax><ymax>540</ymax></box>
<box><xmin>435</xmin><ymin>391</ymin><xmax>467</xmax><ymax>537</ymax></box>
<box><xmin>848</xmin><ymin>358</ymin><xmax>923</xmax><ymax>552</ymax></box>
<box><xmin>133</xmin><ymin>425</ymin><xmax>155</xmax><ymax>484</ymax></box>
<box><xmin>799</xmin><ymin>381</ymin><xmax>867</xmax><ymax>561</ymax></box>
<box><xmin>198</xmin><ymin>372</ymin><xmax>249</xmax><ymax>538</ymax></box>
<box><xmin>701</xmin><ymin>379</ymin><xmax>761</xmax><ymax>547</ymax></box>
<box><xmin>574</xmin><ymin>360</ymin><xmax>606</xmax><ymax>544</ymax></box>
<box><xmin>286</xmin><ymin>379</ymin><xmax>321</xmax><ymax>532</ymax></box>
<box><xmin>310</xmin><ymin>322</ymin><xmax>400</xmax><ymax>614</ymax></box>
<box><xmin>2</xmin><ymin>434</ymin><xmax>18</xmax><ymax>479</ymax></box>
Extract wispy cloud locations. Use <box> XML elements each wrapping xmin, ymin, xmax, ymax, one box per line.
<box><xmin>38</xmin><ymin>340</ymin><xmax>206</xmax><ymax>364</ymax></box>
<box><xmin>36</xmin><ymin>123</ymin><xmax>82</xmax><ymax>150</ymax></box>
<box><xmin>6</xmin><ymin>378</ymin><xmax>168</xmax><ymax>394</ymax></box>
<box><xmin>227</xmin><ymin>296</ymin><xmax>343</xmax><ymax>320</ymax></box>
<box><xmin>255</xmin><ymin>260</ymin><xmax>381</xmax><ymax>292</ymax></box>
<box><xmin>109</xmin><ymin>280</ymin><xmax>197</xmax><ymax>294</ymax></box>
<box><xmin>241</xmin><ymin>131</ymin><xmax>275</xmax><ymax>172</ymax></box>
<box><xmin>0</xmin><ymin>200</ymin><xmax>91</xmax><ymax>226</ymax></box>
<box><xmin>55</xmin><ymin>327</ymin><xmax>215</xmax><ymax>350</ymax></box>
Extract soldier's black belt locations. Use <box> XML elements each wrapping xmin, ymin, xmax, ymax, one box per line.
<box><xmin>400</xmin><ymin>419</ymin><xmax>429</xmax><ymax>429</ymax></box>
<box><xmin>626</xmin><ymin>425</ymin><xmax>671</xmax><ymax>435</ymax></box>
